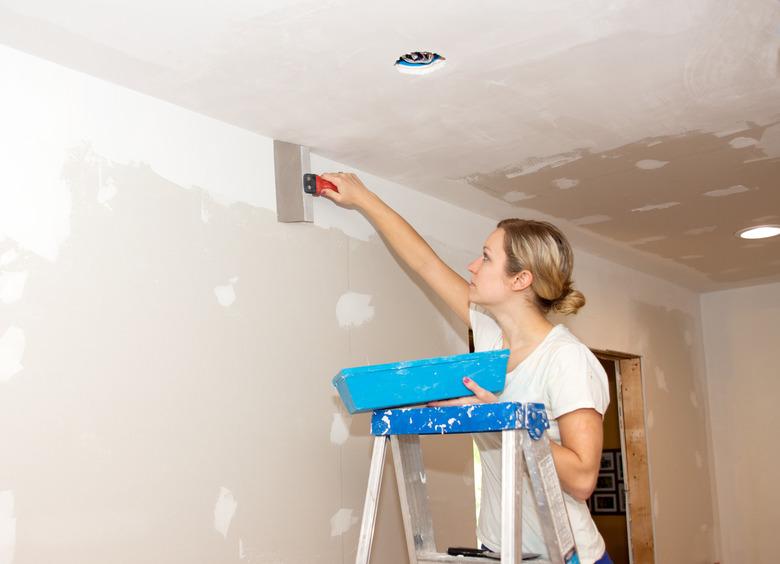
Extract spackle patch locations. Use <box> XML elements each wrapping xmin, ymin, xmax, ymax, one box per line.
<box><xmin>97</xmin><ymin>176</ymin><xmax>118</xmax><ymax>208</ymax></box>
<box><xmin>689</xmin><ymin>392</ymin><xmax>699</xmax><ymax>409</ymax></box>
<box><xmin>0</xmin><ymin>271</ymin><xmax>27</xmax><ymax>304</ymax></box>
<box><xmin>0</xmin><ymin>490</ymin><xmax>15</xmax><ymax>564</ymax></box>
<box><xmin>419</xmin><ymin>472</ymin><xmax>427</xmax><ymax>484</ymax></box>
<box><xmin>729</xmin><ymin>137</ymin><xmax>758</xmax><ymax>149</ymax></box>
<box><xmin>0</xmin><ymin>326</ymin><xmax>25</xmax><ymax>382</ymax></box>
<box><xmin>631</xmin><ymin>202</ymin><xmax>680</xmax><ymax>213</ymax></box>
<box><xmin>503</xmin><ymin>191</ymin><xmax>536</xmax><ymax>203</ymax></box>
<box><xmin>330</xmin><ymin>413</ymin><xmax>349</xmax><ymax>445</ymax></box>
<box><xmin>630</xmin><ymin>236</ymin><xmax>666</xmax><ymax>246</ymax></box>
<box><xmin>239</xmin><ymin>538</ymin><xmax>246</xmax><ymax>560</ymax></box>
<box><xmin>703</xmin><ymin>185</ymin><xmax>750</xmax><ymax>197</ymax></box>
<box><xmin>655</xmin><ymin>367</ymin><xmax>668</xmax><ymax>392</ymax></box>
<box><xmin>685</xmin><ymin>226</ymin><xmax>716</xmax><ymax>236</ymax></box>
<box><xmin>552</xmin><ymin>178</ymin><xmax>579</xmax><ymax>190</ymax></box>
<box><xmin>330</xmin><ymin>508</ymin><xmax>358</xmax><ymax>537</ymax></box>
<box><xmin>336</xmin><ymin>292</ymin><xmax>375</xmax><ymax>328</ymax></box>
<box><xmin>635</xmin><ymin>159</ymin><xmax>669</xmax><ymax>170</ymax></box>
<box><xmin>214</xmin><ymin>487</ymin><xmax>237</xmax><ymax>539</ymax></box>
<box><xmin>571</xmin><ymin>215</ymin><xmax>611</xmax><ymax>226</ymax></box>
<box><xmin>0</xmin><ymin>250</ymin><xmax>18</xmax><ymax>268</ymax></box>
<box><xmin>214</xmin><ymin>277</ymin><xmax>238</xmax><ymax>307</ymax></box>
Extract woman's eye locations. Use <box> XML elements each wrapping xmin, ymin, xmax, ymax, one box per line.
<box><xmin>482</xmin><ymin>254</ymin><xmax>489</xmax><ymax>262</ymax></box>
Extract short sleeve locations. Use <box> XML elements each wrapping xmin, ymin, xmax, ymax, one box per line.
<box><xmin>545</xmin><ymin>344</ymin><xmax>610</xmax><ymax>419</ymax></box>
<box><xmin>469</xmin><ymin>304</ymin><xmax>502</xmax><ymax>352</ymax></box>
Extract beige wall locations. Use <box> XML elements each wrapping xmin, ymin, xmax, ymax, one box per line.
<box><xmin>1</xmin><ymin>44</ymin><xmax>719</xmax><ymax>563</ymax></box>
<box><xmin>701</xmin><ymin>281</ymin><xmax>780</xmax><ymax>564</ymax></box>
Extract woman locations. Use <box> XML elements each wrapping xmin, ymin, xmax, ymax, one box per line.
<box><xmin>320</xmin><ymin>172</ymin><xmax>612</xmax><ymax>564</ymax></box>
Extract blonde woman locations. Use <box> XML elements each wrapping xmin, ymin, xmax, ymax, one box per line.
<box><xmin>321</xmin><ymin>173</ymin><xmax>612</xmax><ymax>564</ymax></box>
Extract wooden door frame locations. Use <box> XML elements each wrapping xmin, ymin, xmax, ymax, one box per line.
<box><xmin>593</xmin><ymin>350</ymin><xmax>655</xmax><ymax>564</ymax></box>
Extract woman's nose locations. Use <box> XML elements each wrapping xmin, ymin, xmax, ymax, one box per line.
<box><xmin>467</xmin><ymin>258</ymin><xmax>480</xmax><ymax>273</ymax></box>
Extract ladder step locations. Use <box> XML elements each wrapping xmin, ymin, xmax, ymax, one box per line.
<box><xmin>416</xmin><ymin>553</ymin><xmax>553</xmax><ymax>563</ymax></box>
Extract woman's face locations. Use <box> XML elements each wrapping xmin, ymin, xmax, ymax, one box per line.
<box><xmin>467</xmin><ymin>229</ymin><xmax>516</xmax><ymax>306</ymax></box>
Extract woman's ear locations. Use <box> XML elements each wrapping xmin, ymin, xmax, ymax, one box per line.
<box><xmin>512</xmin><ymin>270</ymin><xmax>533</xmax><ymax>291</ymax></box>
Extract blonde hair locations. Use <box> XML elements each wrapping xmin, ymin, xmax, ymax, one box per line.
<box><xmin>496</xmin><ymin>219</ymin><xmax>585</xmax><ymax>315</ymax></box>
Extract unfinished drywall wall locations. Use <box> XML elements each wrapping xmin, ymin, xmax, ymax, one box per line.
<box><xmin>701</xmin><ymin>281</ymin><xmax>780</xmax><ymax>564</ymax></box>
<box><xmin>1</xmin><ymin>43</ymin><xmax>717</xmax><ymax>564</ymax></box>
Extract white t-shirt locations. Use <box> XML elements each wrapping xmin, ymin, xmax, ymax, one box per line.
<box><xmin>470</xmin><ymin>304</ymin><xmax>609</xmax><ymax>564</ymax></box>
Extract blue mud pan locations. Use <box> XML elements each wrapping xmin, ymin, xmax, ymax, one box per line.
<box><xmin>332</xmin><ymin>349</ymin><xmax>510</xmax><ymax>414</ymax></box>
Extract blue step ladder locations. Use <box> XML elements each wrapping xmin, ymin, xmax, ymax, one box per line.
<box><xmin>355</xmin><ymin>402</ymin><xmax>580</xmax><ymax>564</ymax></box>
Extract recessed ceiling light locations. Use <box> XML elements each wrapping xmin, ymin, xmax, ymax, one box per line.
<box><xmin>736</xmin><ymin>225</ymin><xmax>780</xmax><ymax>239</ymax></box>
<box><xmin>395</xmin><ymin>51</ymin><xmax>446</xmax><ymax>75</ymax></box>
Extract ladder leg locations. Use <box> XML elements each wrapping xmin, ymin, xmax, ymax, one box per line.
<box><xmin>522</xmin><ymin>434</ymin><xmax>578</xmax><ymax>564</ymax></box>
<box><xmin>391</xmin><ymin>435</ymin><xmax>436</xmax><ymax>564</ymax></box>
<box><xmin>355</xmin><ymin>436</ymin><xmax>389</xmax><ymax>564</ymax></box>
<box><xmin>501</xmin><ymin>429</ymin><xmax>524</xmax><ymax>564</ymax></box>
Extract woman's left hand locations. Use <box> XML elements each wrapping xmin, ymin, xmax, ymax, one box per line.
<box><xmin>427</xmin><ymin>377</ymin><xmax>498</xmax><ymax>406</ymax></box>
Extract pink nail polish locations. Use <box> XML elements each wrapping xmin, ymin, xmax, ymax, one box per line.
<box><xmin>463</xmin><ymin>377</ymin><xmax>471</xmax><ymax>384</ymax></box>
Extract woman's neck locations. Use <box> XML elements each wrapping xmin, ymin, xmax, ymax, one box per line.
<box><xmin>489</xmin><ymin>302</ymin><xmax>554</xmax><ymax>351</ymax></box>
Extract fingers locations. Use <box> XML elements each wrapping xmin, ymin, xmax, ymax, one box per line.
<box><xmin>462</xmin><ymin>377</ymin><xmax>498</xmax><ymax>403</ymax></box>
<box><xmin>426</xmin><ymin>377</ymin><xmax>498</xmax><ymax>407</ymax></box>
<box><xmin>427</xmin><ymin>396</ymin><xmax>480</xmax><ymax>407</ymax></box>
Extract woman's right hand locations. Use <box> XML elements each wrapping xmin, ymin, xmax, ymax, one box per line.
<box><xmin>318</xmin><ymin>172</ymin><xmax>372</xmax><ymax>209</ymax></box>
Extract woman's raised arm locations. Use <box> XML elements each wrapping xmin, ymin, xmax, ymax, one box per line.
<box><xmin>321</xmin><ymin>173</ymin><xmax>471</xmax><ymax>327</ymax></box>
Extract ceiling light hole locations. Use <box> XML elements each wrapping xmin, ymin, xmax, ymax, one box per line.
<box><xmin>395</xmin><ymin>51</ymin><xmax>446</xmax><ymax>75</ymax></box>
<box><xmin>736</xmin><ymin>225</ymin><xmax>780</xmax><ymax>239</ymax></box>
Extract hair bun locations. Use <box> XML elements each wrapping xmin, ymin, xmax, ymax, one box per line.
<box><xmin>552</xmin><ymin>288</ymin><xmax>586</xmax><ymax>315</ymax></box>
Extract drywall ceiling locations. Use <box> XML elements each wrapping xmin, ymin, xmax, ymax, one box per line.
<box><xmin>1</xmin><ymin>0</ymin><xmax>779</xmax><ymax>291</ymax></box>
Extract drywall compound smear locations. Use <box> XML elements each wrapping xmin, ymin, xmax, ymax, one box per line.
<box><xmin>0</xmin><ymin>327</ymin><xmax>25</xmax><ymax>382</ymax></box>
<box><xmin>329</xmin><ymin>413</ymin><xmax>349</xmax><ymax>445</ymax></box>
<box><xmin>330</xmin><ymin>508</ymin><xmax>358</xmax><ymax>537</ymax></box>
<box><xmin>214</xmin><ymin>276</ymin><xmax>239</xmax><ymax>307</ymax></box>
<box><xmin>214</xmin><ymin>487</ymin><xmax>237</xmax><ymax>538</ymax></box>
<box><xmin>336</xmin><ymin>292</ymin><xmax>374</xmax><ymax>328</ymax></box>
<box><xmin>0</xmin><ymin>271</ymin><xmax>28</xmax><ymax>304</ymax></box>
<box><xmin>0</xmin><ymin>491</ymin><xmax>15</xmax><ymax>564</ymax></box>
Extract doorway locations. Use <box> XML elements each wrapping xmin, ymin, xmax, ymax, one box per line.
<box><xmin>591</xmin><ymin>352</ymin><xmax>655</xmax><ymax>564</ymax></box>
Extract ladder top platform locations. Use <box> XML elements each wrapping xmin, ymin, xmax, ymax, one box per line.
<box><xmin>370</xmin><ymin>401</ymin><xmax>549</xmax><ymax>439</ymax></box>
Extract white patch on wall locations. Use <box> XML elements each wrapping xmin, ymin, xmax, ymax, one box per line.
<box><xmin>630</xmin><ymin>235</ymin><xmax>666</xmax><ymax>246</ymax></box>
<box><xmin>0</xmin><ymin>490</ymin><xmax>15</xmax><ymax>564</ymax></box>
<box><xmin>97</xmin><ymin>175</ymin><xmax>118</xmax><ymax>208</ymax></box>
<box><xmin>0</xmin><ymin>327</ymin><xmax>25</xmax><ymax>382</ymax></box>
<box><xmin>646</xmin><ymin>140</ymin><xmax>663</xmax><ymax>147</ymax></box>
<box><xmin>336</xmin><ymin>292</ymin><xmax>375</xmax><ymax>328</ymax></box>
<box><xmin>571</xmin><ymin>215</ymin><xmax>611</xmax><ymax>226</ymax></box>
<box><xmin>0</xmin><ymin>271</ymin><xmax>28</xmax><ymax>304</ymax></box>
<box><xmin>631</xmin><ymin>202</ymin><xmax>680</xmax><ymax>213</ymax></box>
<box><xmin>503</xmin><ymin>191</ymin><xmax>536</xmax><ymax>203</ymax></box>
<box><xmin>552</xmin><ymin>178</ymin><xmax>579</xmax><ymax>190</ymax></box>
<box><xmin>330</xmin><ymin>508</ymin><xmax>358</xmax><ymax>537</ymax></box>
<box><xmin>505</xmin><ymin>153</ymin><xmax>582</xmax><ymax>178</ymax></box>
<box><xmin>0</xmin><ymin>250</ymin><xmax>18</xmax><ymax>268</ymax></box>
<box><xmin>703</xmin><ymin>185</ymin><xmax>750</xmax><ymax>197</ymax></box>
<box><xmin>646</xmin><ymin>409</ymin><xmax>654</xmax><ymax>430</ymax></box>
<box><xmin>214</xmin><ymin>277</ymin><xmax>239</xmax><ymax>307</ymax></box>
<box><xmin>684</xmin><ymin>226</ymin><xmax>717</xmax><ymax>236</ymax></box>
<box><xmin>214</xmin><ymin>487</ymin><xmax>237</xmax><ymax>539</ymax></box>
<box><xmin>635</xmin><ymin>159</ymin><xmax>669</xmax><ymax>170</ymax></box>
<box><xmin>239</xmin><ymin>538</ymin><xmax>246</xmax><ymax>560</ymax></box>
<box><xmin>655</xmin><ymin>366</ymin><xmax>668</xmax><ymax>392</ymax></box>
<box><xmin>729</xmin><ymin>137</ymin><xmax>758</xmax><ymax>149</ymax></box>
<box><xmin>201</xmin><ymin>196</ymin><xmax>212</xmax><ymax>224</ymax></box>
<box><xmin>689</xmin><ymin>391</ymin><xmax>699</xmax><ymax>409</ymax></box>
<box><xmin>330</xmin><ymin>413</ymin><xmax>350</xmax><ymax>445</ymax></box>
<box><xmin>695</xmin><ymin>451</ymin><xmax>703</xmax><ymax>469</ymax></box>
